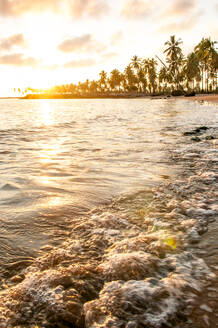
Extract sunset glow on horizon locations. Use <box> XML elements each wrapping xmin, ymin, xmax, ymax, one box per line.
<box><xmin>0</xmin><ymin>0</ymin><xmax>217</xmax><ymax>96</ymax></box>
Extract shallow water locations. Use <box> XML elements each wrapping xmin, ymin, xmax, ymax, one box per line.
<box><xmin>0</xmin><ymin>98</ymin><xmax>217</xmax><ymax>276</ymax></box>
<box><xmin>0</xmin><ymin>98</ymin><xmax>218</xmax><ymax>327</ymax></box>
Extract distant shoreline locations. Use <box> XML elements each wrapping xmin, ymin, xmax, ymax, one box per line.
<box><xmin>22</xmin><ymin>93</ymin><xmax>150</xmax><ymax>100</ymax></box>
<box><xmin>1</xmin><ymin>93</ymin><xmax>218</xmax><ymax>104</ymax></box>
<box><xmin>22</xmin><ymin>93</ymin><xmax>218</xmax><ymax>103</ymax></box>
<box><xmin>0</xmin><ymin>97</ymin><xmax>19</xmax><ymax>99</ymax></box>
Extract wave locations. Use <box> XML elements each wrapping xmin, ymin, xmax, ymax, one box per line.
<box><xmin>0</xmin><ymin>136</ymin><xmax>217</xmax><ymax>327</ymax></box>
<box><xmin>0</xmin><ymin>183</ymin><xmax>20</xmax><ymax>191</ymax></box>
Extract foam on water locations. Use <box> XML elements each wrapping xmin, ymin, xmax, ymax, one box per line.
<box><xmin>0</xmin><ymin>134</ymin><xmax>217</xmax><ymax>327</ymax></box>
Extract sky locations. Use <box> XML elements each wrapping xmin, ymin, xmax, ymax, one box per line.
<box><xmin>0</xmin><ymin>0</ymin><xmax>217</xmax><ymax>96</ymax></box>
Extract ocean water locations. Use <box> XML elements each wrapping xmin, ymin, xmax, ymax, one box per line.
<box><xmin>0</xmin><ymin>98</ymin><xmax>217</xmax><ymax>327</ymax></box>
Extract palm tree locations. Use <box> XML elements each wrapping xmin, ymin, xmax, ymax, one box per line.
<box><xmin>164</xmin><ymin>35</ymin><xmax>183</xmax><ymax>61</ymax></box>
<box><xmin>148</xmin><ymin>58</ymin><xmax>158</xmax><ymax>94</ymax></box>
<box><xmin>120</xmin><ymin>73</ymin><xmax>127</xmax><ymax>93</ymax></box>
<box><xmin>164</xmin><ymin>35</ymin><xmax>183</xmax><ymax>89</ymax></box>
<box><xmin>89</xmin><ymin>80</ymin><xmax>99</xmax><ymax>94</ymax></box>
<box><xmin>109</xmin><ymin>69</ymin><xmax>122</xmax><ymax>92</ymax></box>
<box><xmin>124</xmin><ymin>65</ymin><xmax>137</xmax><ymax>91</ymax></box>
<box><xmin>142</xmin><ymin>58</ymin><xmax>157</xmax><ymax>94</ymax></box>
<box><xmin>184</xmin><ymin>52</ymin><xmax>200</xmax><ymax>90</ymax></box>
<box><xmin>137</xmin><ymin>68</ymin><xmax>147</xmax><ymax>93</ymax></box>
<box><xmin>99</xmin><ymin>70</ymin><xmax>107</xmax><ymax>92</ymax></box>
<box><xmin>209</xmin><ymin>49</ymin><xmax>218</xmax><ymax>91</ymax></box>
<box><xmin>130</xmin><ymin>55</ymin><xmax>142</xmax><ymax>71</ymax></box>
<box><xmin>159</xmin><ymin>67</ymin><xmax>168</xmax><ymax>92</ymax></box>
<box><xmin>195</xmin><ymin>38</ymin><xmax>217</xmax><ymax>92</ymax></box>
<box><xmin>130</xmin><ymin>56</ymin><xmax>143</xmax><ymax>92</ymax></box>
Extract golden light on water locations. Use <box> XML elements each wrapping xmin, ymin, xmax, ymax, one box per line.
<box><xmin>39</xmin><ymin>144</ymin><xmax>60</xmax><ymax>164</ymax></box>
<box><xmin>39</xmin><ymin>175</ymin><xmax>52</xmax><ymax>185</ymax></box>
<box><xmin>48</xmin><ymin>197</ymin><xmax>62</xmax><ymax>207</ymax></box>
<box><xmin>40</xmin><ymin>101</ymin><xmax>54</xmax><ymax>126</ymax></box>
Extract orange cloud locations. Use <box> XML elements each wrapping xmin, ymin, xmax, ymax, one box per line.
<box><xmin>69</xmin><ymin>0</ymin><xmax>109</xmax><ymax>18</ymax></box>
<box><xmin>0</xmin><ymin>0</ymin><xmax>109</xmax><ymax>18</ymax></box>
<box><xmin>63</xmin><ymin>58</ymin><xmax>96</xmax><ymax>68</ymax></box>
<box><xmin>0</xmin><ymin>53</ymin><xmax>40</xmax><ymax>66</ymax></box>
<box><xmin>163</xmin><ymin>0</ymin><xmax>196</xmax><ymax>16</ymax></box>
<box><xmin>110</xmin><ymin>30</ymin><xmax>123</xmax><ymax>45</ymax></box>
<box><xmin>159</xmin><ymin>11</ymin><xmax>202</xmax><ymax>33</ymax></box>
<box><xmin>0</xmin><ymin>0</ymin><xmax>59</xmax><ymax>15</ymax></box>
<box><xmin>0</xmin><ymin>34</ymin><xmax>27</xmax><ymax>51</ymax></box>
<box><xmin>58</xmin><ymin>34</ymin><xmax>105</xmax><ymax>53</ymax></box>
<box><xmin>101</xmin><ymin>52</ymin><xmax>118</xmax><ymax>60</ymax></box>
<box><xmin>121</xmin><ymin>0</ymin><xmax>153</xmax><ymax>19</ymax></box>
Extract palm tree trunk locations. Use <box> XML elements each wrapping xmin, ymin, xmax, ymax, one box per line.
<box><xmin>201</xmin><ymin>67</ymin><xmax>204</xmax><ymax>91</ymax></box>
<box><xmin>206</xmin><ymin>68</ymin><xmax>209</xmax><ymax>92</ymax></box>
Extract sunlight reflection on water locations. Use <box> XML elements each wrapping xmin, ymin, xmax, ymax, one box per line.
<box><xmin>0</xmin><ymin>98</ymin><xmax>217</xmax><ymax>273</ymax></box>
<box><xmin>40</xmin><ymin>100</ymin><xmax>54</xmax><ymax>126</ymax></box>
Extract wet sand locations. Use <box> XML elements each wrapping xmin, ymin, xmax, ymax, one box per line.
<box><xmin>185</xmin><ymin>94</ymin><xmax>218</xmax><ymax>104</ymax></box>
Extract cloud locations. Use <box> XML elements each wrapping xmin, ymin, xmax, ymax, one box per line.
<box><xmin>0</xmin><ymin>53</ymin><xmax>40</xmax><ymax>67</ymax></box>
<box><xmin>101</xmin><ymin>52</ymin><xmax>118</xmax><ymax>60</ymax></box>
<box><xmin>100</xmin><ymin>52</ymin><xmax>118</xmax><ymax>64</ymax></box>
<box><xmin>121</xmin><ymin>0</ymin><xmax>153</xmax><ymax>19</ymax></box>
<box><xmin>159</xmin><ymin>11</ymin><xmax>202</xmax><ymax>33</ymax></box>
<box><xmin>163</xmin><ymin>0</ymin><xmax>196</xmax><ymax>16</ymax></box>
<box><xmin>63</xmin><ymin>58</ymin><xmax>96</xmax><ymax>68</ymax></box>
<box><xmin>110</xmin><ymin>30</ymin><xmax>123</xmax><ymax>45</ymax></box>
<box><xmin>69</xmin><ymin>0</ymin><xmax>109</xmax><ymax>18</ymax></box>
<box><xmin>0</xmin><ymin>0</ymin><xmax>109</xmax><ymax>18</ymax></box>
<box><xmin>0</xmin><ymin>34</ymin><xmax>27</xmax><ymax>51</ymax></box>
<box><xmin>43</xmin><ymin>64</ymin><xmax>60</xmax><ymax>70</ymax></box>
<box><xmin>58</xmin><ymin>34</ymin><xmax>105</xmax><ymax>53</ymax></box>
<box><xmin>0</xmin><ymin>0</ymin><xmax>60</xmax><ymax>16</ymax></box>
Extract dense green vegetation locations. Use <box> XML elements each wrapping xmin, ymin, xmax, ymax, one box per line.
<box><xmin>21</xmin><ymin>36</ymin><xmax>218</xmax><ymax>97</ymax></box>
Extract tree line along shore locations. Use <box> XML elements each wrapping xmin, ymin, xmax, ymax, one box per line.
<box><xmin>17</xmin><ymin>36</ymin><xmax>217</xmax><ymax>99</ymax></box>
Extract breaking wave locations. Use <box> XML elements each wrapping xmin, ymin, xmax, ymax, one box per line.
<box><xmin>0</xmin><ymin>134</ymin><xmax>217</xmax><ymax>328</ymax></box>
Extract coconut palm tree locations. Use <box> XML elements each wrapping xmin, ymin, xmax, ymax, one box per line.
<box><xmin>159</xmin><ymin>67</ymin><xmax>168</xmax><ymax>92</ymax></box>
<box><xmin>164</xmin><ymin>35</ymin><xmax>183</xmax><ymax>89</ymax></box>
<box><xmin>137</xmin><ymin>68</ymin><xmax>147</xmax><ymax>93</ymax></box>
<box><xmin>142</xmin><ymin>58</ymin><xmax>157</xmax><ymax>94</ymax></box>
<box><xmin>99</xmin><ymin>70</ymin><xmax>107</xmax><ymax>92</ymax></box>
<box><xmin>109</xmin><ymin>69</ymin><xmax>122</xmax><ymax>92</ymax></box>
<box><xmin>209</xmin><ymin>49</ymin><xmax>218</xmax><ymax>91</ymax></box>
<box><xmin>124</xmin><ymin>65</ymin><xmax>137</xmax><ymax>91</ymax></box>
<box><xmin>183</xmin><ymin>52</ymin><xmax>200</xmax><ymax>90</ymax></box>
<box><xmin>148</xmin><ymin>58</ymin><xmax>158</xmax><ymax>93</ymax></box>
<box><xmin>194</xmin><ymin>38</ymin><xmax>217</xmax><ymax>92</ymax></box>
<box><xmin>130</xmin><ymin>55</ymin><xmax>142</xmax><ymax>71</ymax></box>
<box><xmin>89</xmin><ymin>80</ymin><xmax>99</xmax><ymax>95</ymax></box>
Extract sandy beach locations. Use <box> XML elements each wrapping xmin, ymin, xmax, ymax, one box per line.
<box><xmin>185</xmin><ymin>94</ymin><xmax>218</xmax><ymax>104</ymax></box>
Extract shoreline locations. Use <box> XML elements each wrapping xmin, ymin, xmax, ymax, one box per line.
<box><xmin>1</xmin><ymin>93</ymin><xmax>217</xmax><ymax>104</ymax></box>
<box><xmin>183</xmin><ymin>94</ymin><xmax>218</xmax><ymax>104</ymax></box>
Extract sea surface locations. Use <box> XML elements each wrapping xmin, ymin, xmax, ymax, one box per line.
<box><xmin>0</xmin><ymin>98</ymin><xmax>217</xmax><ymax>327</ymax></box>
<box><xmin>0</xmin><ymin>98</ymin><xmax>217</xmax><ymax>275</ymax></box>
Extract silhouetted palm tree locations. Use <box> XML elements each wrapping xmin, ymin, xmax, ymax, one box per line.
<box><xmin>164</xmin><ymin>35</ymin><xmax>183</xmax><ymax>89</ymax></box>
<box><xmin>130</xmin><ymin>55</ymin><xmax>142</xmax><ymax>71</ymax></box>
<box><xmin>99</xmin><ymin>70</ymin><xmax>107</xmax><ymax>92</ymax></box>
<box><xmin>184</xmin><ymin>52</ymin><xmax>200</xmax><ymax>90</ymax></box>
<box><xmin>124</xmin><ymin>65</ymin><xmax>137</xmax><ymax>91</ymax></box>
<box><xmin>195</xmin><ymin>38</ymin><xmax>217</xmax><ymax>91</ymax></box>
<box><xmin>109</xmin><ymin>69</ymin><xmax>122</xmax><ymax>92</ymax></box>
